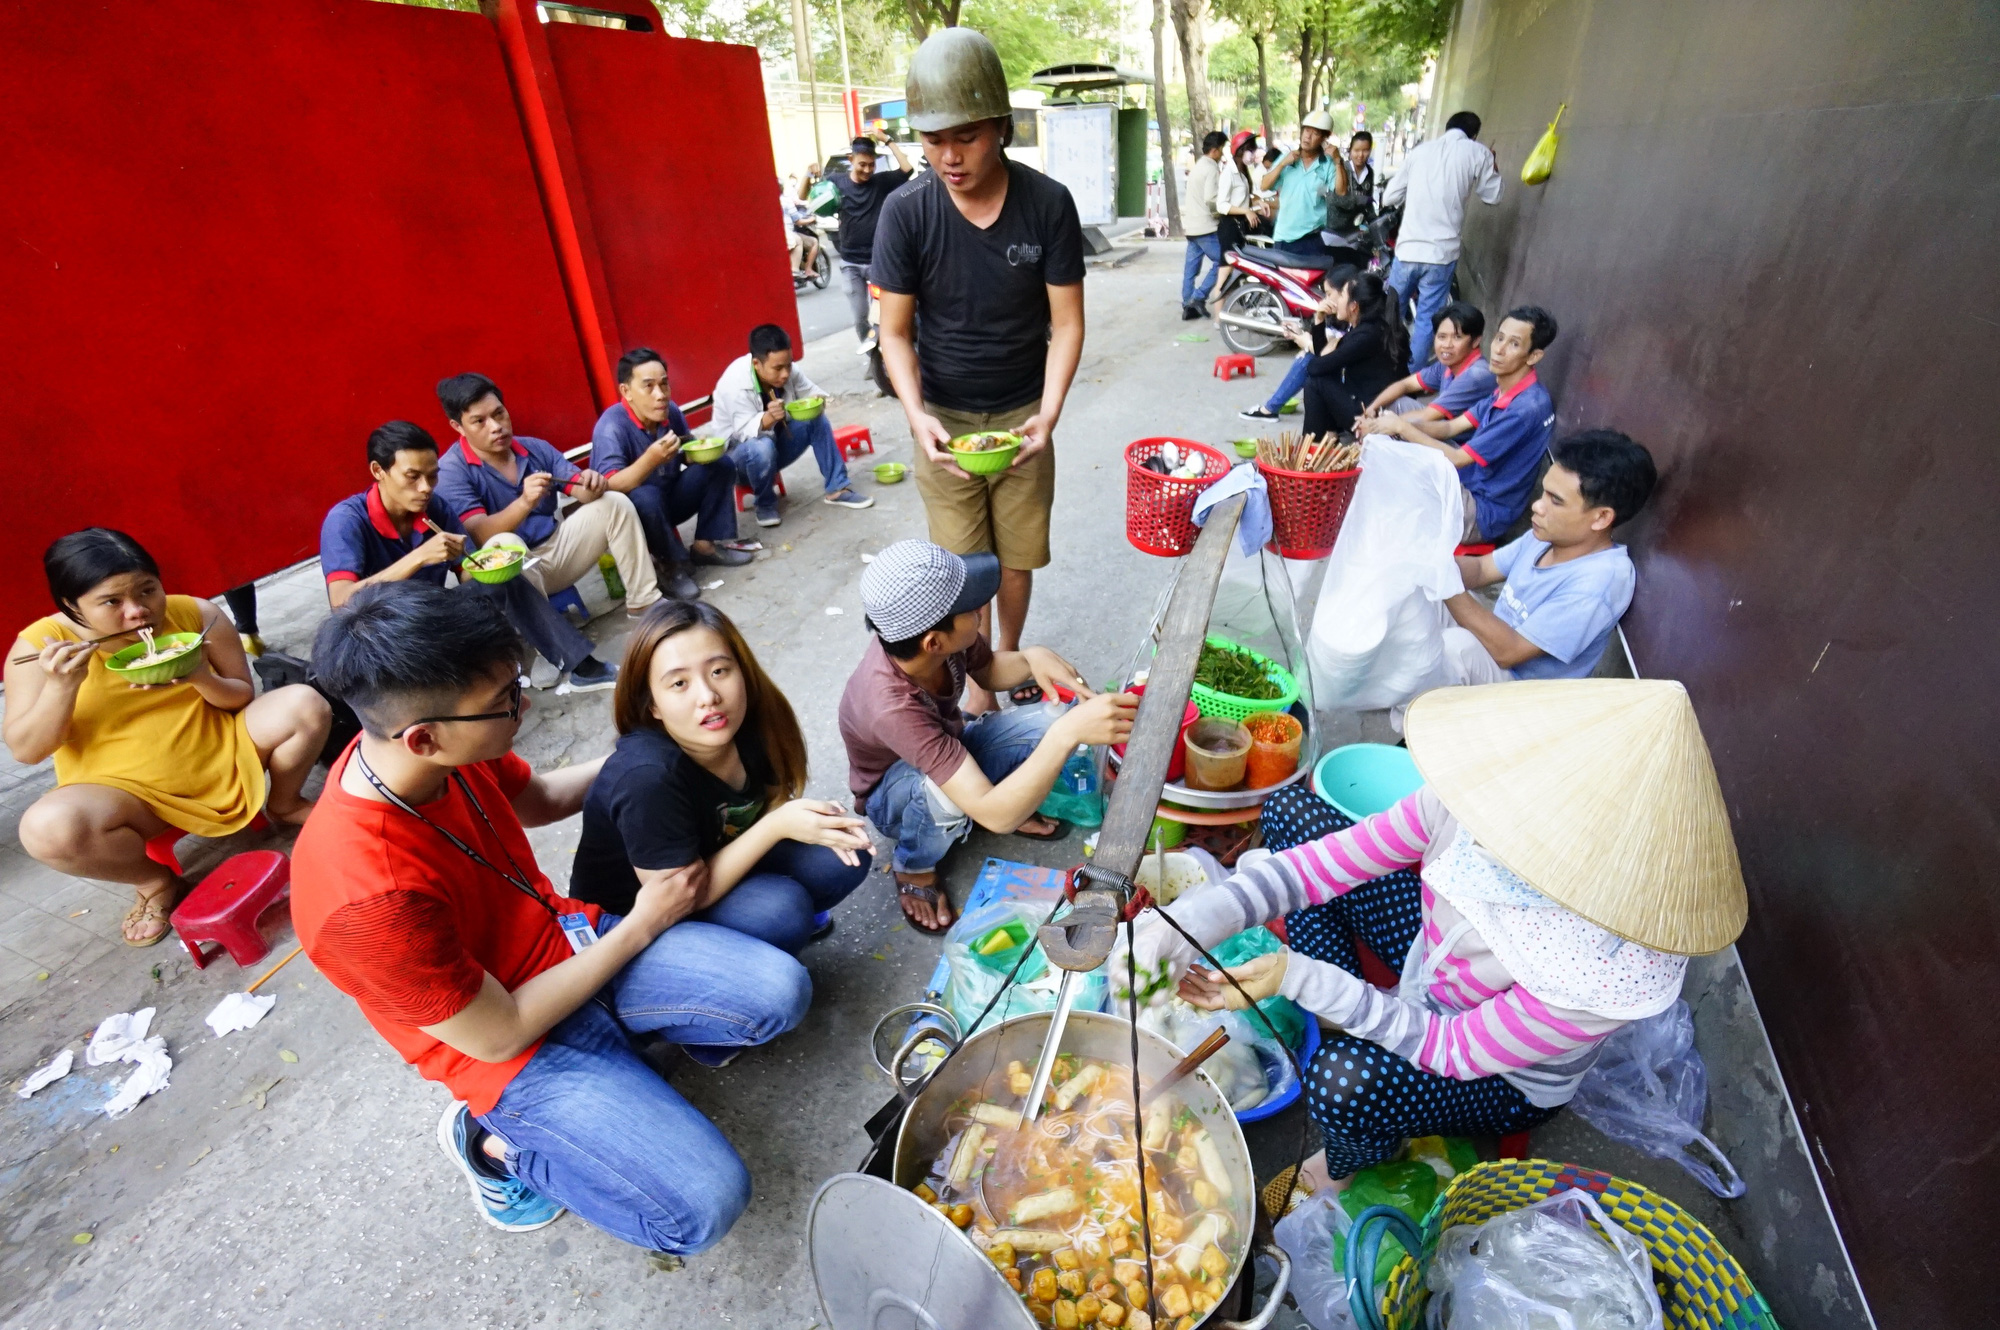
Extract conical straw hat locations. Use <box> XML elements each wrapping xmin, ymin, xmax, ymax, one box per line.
<box><xmin>1403</xmin><ymin>679</ymin><xmax>1747</xmax><ymax>955</ymax></box>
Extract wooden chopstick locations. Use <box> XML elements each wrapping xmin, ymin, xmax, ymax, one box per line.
<box><xmin>10</xmin><ymin>614</ymin><xmax>216</xmax><ymax>666</ymax></box>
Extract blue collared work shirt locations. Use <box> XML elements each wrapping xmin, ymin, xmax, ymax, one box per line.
<box><xmin>1457</xmin><ymin>371</ymin><xmax>1556</xmax><ymax>540</ymax></box>
<box><xmin>435</xmin><ymin>437</ymin><xmax>579</xmax><ymax>548</ymax></box>
<box><xmin>588</xmin><ymin>401</ymin><xmax>691</xmax><ymax>478</ymax></box>
<box><xmin>319</xmin><ymin>487</ymin><xmax>468</xmax><ymax>587</ymax></box>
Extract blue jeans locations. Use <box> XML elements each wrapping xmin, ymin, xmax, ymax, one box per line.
<box><xmin>1263</xmin><ymin>350</ymin><xmax>1313</xmax><ymax>412</ymax></box>
<box><xmin>734</xmin><ymin>413</ymin><xmax>849</xmax><ymax>511</ymax></box>
<box><xmin>1182</xmin><ymin>232</ymin><xmax>1224</xmax><ymax>304</ymax></box>
<box><xmin>625</xmin><ymin>457</ymin><xmax>739</xmax><ymax>561</ymax></box>
<box><xmin>863</xmin><ymin>705</ymin><xmax>1058</xmax><ymax>872</ymax></box>
<box><xmin>466</xmin><ymin>576</ymin><xmax>595</xmax><ymax>673</ymax></box>
<box><xmin>1387</xmin><ymin>257</ymin><xmax>1456</xmax><ymax>373</ymax></box>
<box><xmin>474</xmin><ymin>915</ymin><xmax>810</xmax><ymax>1253</ymax></box>
<box><xmin>694</xmin><ymin>838</ymin><xmax>871</xmax><ymax>954</ymax></box>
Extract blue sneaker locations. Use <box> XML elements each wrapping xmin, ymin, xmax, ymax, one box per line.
<box><xmin>437</xmin><ymin>1102</ymin><xmax>564</xmax><ymax>1232</ymax></box>
<box><xmin>821</xmin><ymin>488</ymin><xmax>875</xmax><ymax>510</ymax></box>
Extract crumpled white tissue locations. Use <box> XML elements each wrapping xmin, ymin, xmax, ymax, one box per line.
<box><xmin>205</xmin><ymin>991</ymin><xmax>277</xmax><ymax>1038</ymax></box>
<box><xmin>17</xmin><ymin>1049</ymin><xmax>74</xmax><ymax>1099</ymax></box>
<box><xmin>86</xmin><ymin>1007</ymin><xmax>173</xmax><ymax>1118</ymax></box>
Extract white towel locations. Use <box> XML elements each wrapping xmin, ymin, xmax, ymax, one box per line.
<box><xmin>205</xmin><ymin>991</ymin><xmax>277</xmax><ymax>1038</ymax></box>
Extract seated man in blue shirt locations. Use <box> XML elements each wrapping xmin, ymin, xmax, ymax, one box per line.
<box><xmin>588</xmin><ymin>347</ymin><xmax>748</xmax><ymax>600</ymax></box>
<box><xmin>435</xmin><ymin>373</ymin><xmax>662</xmax><ymax>617</ymax></box>
<box><xmin>1440</xmin><ymin>430</ymin><xmax>1657</xmax><ymax>683</ymax></box>
<box><xmin>709</xmin><ymin>323</ymin><xmax>872</xmax><ymax>528</ymax></box>
<box><xmin>1361</xmin><ymin>300</ymin><xmax>1497</xmax><ymax>421</ymax></box>
<box><xmin>319</xmin><ymin>422</ymin><xmax>618</xmax><ymax>694</ymax></box>
<box><xmin>1360</xmin><ymin>305</ymin><xmax>1559</xmax><ymax>542</ymax></box>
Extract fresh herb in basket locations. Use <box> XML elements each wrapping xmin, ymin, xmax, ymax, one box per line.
<box><xmin>1194</xmin><ymin>641</ymin><xmax>1284</xmax><ymax>700</ymax></box>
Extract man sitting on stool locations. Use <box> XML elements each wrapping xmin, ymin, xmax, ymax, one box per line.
<box><xmin>434</xmin><ymin>373</ymin><xmax>662</xmax><ymax>618</ymax></box>
<box><xmin>320</xmin><ymin>421</ymin><xmax>618</xmax><ymax>695</ymax></box>
<box><xmin>1361</xmin><ymin>300</ymin><xmax>1495</xmax><ymax>421</ymax></box>
<box><xmin>711</xmin><ymin>324</ymin><xmax>872</xmax><ymax>528</ymax></box>
<box><xmin>1440</xmin><ymin>430</ymin><xmax>1656</xmax><ymax>684</ymax></box>
<box><xmin>589</xmin><ymin>349</ymin><xmax>749</xmax><ymax>599</ymax></box>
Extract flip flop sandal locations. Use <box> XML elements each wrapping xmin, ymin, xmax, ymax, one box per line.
<box><xmin>895</xmin><ymin>876</ymin><xmax>955</xmax><ymax>936</ymax></box>
<box><xmin>1007</xmin><ymin>683</ymin><xmax>1044</xmax><ymax>706</ymax></box>
<box><xmin>1011</xmin><ymin>816</ymin><xmax>1067</xmax><ymax>841</ymax></box>
<box><xmin>122</xmin><ymin>897</ymin><xmax>175</xmax><ymax>948</ymax></box>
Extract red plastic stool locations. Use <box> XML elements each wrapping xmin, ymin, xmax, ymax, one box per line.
<box><xmin>1213</xmin><ymin>353</ymin><xmax>1256</xmax><ymax>381</ymax></box>
<box><xmin>1498</xmin><ymin>1132</ymin><xmax>1532</xmax><ymax>1160</ymax></box>
<box><xmin>145</xmin><ymin>831</ymin><xmax>185</xmax><ymax>875</ymax></box>
<box><xmin>170</xmin><ymin>850</ymin><xmax>291</xmax><ymax>969</ymax></box>
<box><xmin>1454</xmin><ymin>542</ymin><xmax>1496</xmax><ymax>557</ymax></box>
<box><xmin>833</xmin><ymin>423</ymin><xmax>874</xmax><ymax>459</ymax></box>
<box><xmin>735</xmin><ymin>471</ymin><xmax>786</xmax><ymax>512</ymax></box>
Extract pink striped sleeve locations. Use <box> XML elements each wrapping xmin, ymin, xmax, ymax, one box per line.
<box><xmin>1274</xmin><ymin>795</ymin><xmax>1434</xmax><ymax>898</ymax></box>
<box><xmin>1408</xmin><ymin>987</ymin><xmax>1619</xmax><ymax>1080</ymax></box>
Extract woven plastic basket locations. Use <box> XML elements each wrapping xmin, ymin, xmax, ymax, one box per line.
<box><xmin>1188</xmin><ymin>635</ymin><xmax>1298</xmax><ymax>722</ymax></box>
<box><xmin>1351</xmin><ymin>1159</ymin><xmax>1779</xmax><ymax>1330</ymax></box>
<box><xmin>1125</xmin><ymin>438</ymin><xmax>1231</xmax><ymax>556</ymax></box>
<box><xmin>1257</xmin><ymin>460</ymin><xmax>1360</xmax><ymax>559</ymax></box>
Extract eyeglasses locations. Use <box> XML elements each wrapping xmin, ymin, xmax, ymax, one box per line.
<box><xmin>391</xmin><ymin>677</ymin><xmax>524</xmax><ymax>739</ymax></box>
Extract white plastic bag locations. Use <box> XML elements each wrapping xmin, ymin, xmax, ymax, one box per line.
<box><xmin>1273</xmin><ymin>1190</ymin><xmax>1358</xmax><ymax>1330</ymax></box>
<box><xmin>1136</xmin><ymin>996</ymin><xmax>1297</xmax><ymax>1112</ymax></box>
<box><xmin>1308</xmin><ymin>438</ymin><xmax>1465</xmax><ymax>712</ymax></box>
<box><xmin>1424</xmin><ymin>1189</ymin><xmax>1664</xmax><ymax>1330</ymax></box>
<box><xmin>1568</xmin><ymin>1000</ymin><xmax>1745</xmax><ymax>1198</ymax></box>
<box><xmin>942</xmin><ymin>900</ymin><xmax>1105</xmax><ymax>1034</ymax></box>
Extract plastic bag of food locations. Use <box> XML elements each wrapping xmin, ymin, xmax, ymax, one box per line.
<box><xmin>1520</xmin><ymin>102</ymin><xmax>1567</xmax><ymax>185</ymax></box>
<box><xmin>1135</xmin><ymin>994</ymin><xmax>1297</xmax><ymax>1113</ymax></box>
<box><xmin>1273</xmin><ymin>1189</ymin><xmax>1358</xmax><ymax>1330</ymax></box>
<box><xmin>1424</xmin><ymin>1188</ymin><xmax>1664</xmax><ymax>1330</ymax></box>
<box><xmin>942</xmin><ymin>900</ymin><xmax>1105</xmax><ymax>1034</ymax></box>
<box><xmin>1567</xmin><ymin>1000</ymin><xmax>1745</xmax><ymax>1198</ymax></box>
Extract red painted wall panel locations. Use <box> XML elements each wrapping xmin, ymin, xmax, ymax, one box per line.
<box><xmin>540</xmin><ymin>20</ymin><xmax>802</xmax><ymax>409</ymax></box>
<box><xmin>0</xmin><ymin>0</ymin><xmax>596</xmax><ymax>621</ymax></box>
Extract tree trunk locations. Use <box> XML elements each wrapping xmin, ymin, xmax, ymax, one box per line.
<box><xmin>1296</xmin><ymin>25</ymin><xmax>1314</xmax><ymax>121</ymax></box>
<box><xmin>1253</xmin><ymin>31</ymin><xmax>1272</xmax><ymax>144</ymax></box>
<box><xmin>789</xmin><ymin>0</ymin><xmax>813</xmax><ymax>83</ymax></box>
<box><xmin>1168</xmin><ymin>0</ymin><xmax>1213</xmax><ymax>144</ymax></box>
<box><xmin>1151</xmin><ymin>0</ymin><xmax>1181</xmax><ymax>238</ymax></box>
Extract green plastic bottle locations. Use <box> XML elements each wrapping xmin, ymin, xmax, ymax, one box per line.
<box><xmin>597</xmin><ymin>553</ymin><xmax>624</xmax><ymax>600</ymax></box>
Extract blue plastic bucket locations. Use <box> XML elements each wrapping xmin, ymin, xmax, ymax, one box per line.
<box><xmin>1311</xmin><ymin>743</ymin><xmax>1423</xmax><ymax>821</ymax></box>
<box><xmin>1235</xmin><ymin>1016</ymin><xmax>1321</xmax><ymax>1123</ymax></box>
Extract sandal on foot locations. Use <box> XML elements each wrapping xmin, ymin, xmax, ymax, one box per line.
<box><xmin>1011</xmin><ymin>815</ymin><xmax>1066</xmax><ymax>841</ymax></box>
<box><xmin>122</xmin><ymin>882</ymin><xmax>187</xmax><ymax>947</ymax></box>
<box><xmin>1007</xmin><ymin>682</ymin><xmax>1044</xmax><ymax>706</ymax></box>
<box><xmin>895</xmin><ymin>873</ymin><xmax>954</xmax><ymax>935</ymax></box>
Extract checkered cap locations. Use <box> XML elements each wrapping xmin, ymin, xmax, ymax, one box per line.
<box><xmin>861</xmin><ymin>540</ymin><xmax>970</xmax><ymax>642</ymax></box>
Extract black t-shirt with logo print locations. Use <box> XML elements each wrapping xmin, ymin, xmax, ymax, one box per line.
<box><xmin>869</xmin><ymin>160</ymin><xmax>1087</xmax><ymax>414</ymax></box>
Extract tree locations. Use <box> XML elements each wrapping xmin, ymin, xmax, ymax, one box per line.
<box><xmin>1293</xmin><ymin>0</ymin><xmax>1449</xmax><ymax>119</ymax></box>
<box><xmin>1211</xmin><ymin>0</ymin><xmax>1295</xmax><ymax>142</ymax></box>
<box><xmin>1150</xmin><ymin>0</ymin><xmax>1181</xmax><ymax>237</ymax></box>
<box><xmin>1168</xmin><ymin>0</ymin><xmax>1213</xmax><ymax>143</ymax></box>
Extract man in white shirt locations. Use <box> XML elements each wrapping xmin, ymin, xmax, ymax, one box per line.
<box><xmin>1382</xmin><ymin>111</ymin><xmax>1503</xmax><ymax>373</ymax></box>
<box><xmin>711</xmin><ymin>323</ymin><xmax>873</xmax><ymax>526</ymax></box>
<box><xmin>1180</xmin><ymin>132</ymin><xmax>1226</xmax><ymax>320</ymax></box>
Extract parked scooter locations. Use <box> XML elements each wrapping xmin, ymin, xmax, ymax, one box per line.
<box><xmin>792</xmin><ymin>217</ymin><xmax>832</xmax><ymax>291</ymax></box>
<box><xmin>1213</xmin><ymin>205</ymin><xmax>1401</xmax><ymax>357</ymax></box>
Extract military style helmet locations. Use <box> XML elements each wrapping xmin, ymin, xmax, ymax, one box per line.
<box><xmin>905</xmin><ymin>28</ymin><xmax>1010</xmax><ymax>132</ymax></box>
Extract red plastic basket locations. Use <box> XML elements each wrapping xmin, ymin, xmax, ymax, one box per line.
<box><xmin>1125</xmin><ymin>438</ymin><xmax>1232</xmax><ymax>556</ymax></box>
<box><xmin>1258</xmin><ymin>461</ymin><xmax>1361</xmax><ymax>558</ymax></box>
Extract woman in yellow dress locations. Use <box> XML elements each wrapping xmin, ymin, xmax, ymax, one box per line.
<box><xmin>4</xmin><ymin>529</ymin><xmax>331</xmax><ymax>946</ymax></box>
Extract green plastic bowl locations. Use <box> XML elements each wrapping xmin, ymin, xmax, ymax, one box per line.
<box><xmin>1311</xmin><ymin>742</ymin><xmax>1423</xmax><ymax>821</ymax></box>
<box><xmin>682</xmin><ymin>437</ymin><xmax>728</xmax><ymax>465</ymax></box>
<box><xmin>105</xmin><ymin>632</ymin><xmax>205</xmax><ymax>685</ymax></box>
<box><xmin>785</xmin><ymin>396</ymin><xmax>825</xmax><ymax>421</ymax></box>
<box><xmin>1232</xmin><ymin>437</ymin><xmax>1260</xmax><ymax>459</ymax></box>
<box><xmin>463</xmin><ymin>546</ymin><xmax>525</xmax><ymax>584</ymax></box>
<box><xmin>948</xmin><ymin>432</ymin><xmax>1023</xmax><ymax>476</ymax></box>
<box><xmin>486</xmin><ymin>532</ymin><xmax>529</xmax><ymax>555</ymax></box>
<box><xmin>874</xmin><ymin>461</ymin><xmax>907</xmax><ymax>483</ymax></box>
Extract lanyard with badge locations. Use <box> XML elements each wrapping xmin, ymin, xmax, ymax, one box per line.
<box><xmin>352</xmin><ymin>748</ymin><xmax>599</xmax><ymax>954</ymax></box>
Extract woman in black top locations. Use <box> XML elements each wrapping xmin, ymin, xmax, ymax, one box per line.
<box><xmin>1301</xmin><ymin>270</ymin><xmax>1410</xmax><ymax>438</ymax></box>
<box><xmin>569</xmin><ymin>601</ymin><xmax>871</xmax><ymax>955</ymax></box>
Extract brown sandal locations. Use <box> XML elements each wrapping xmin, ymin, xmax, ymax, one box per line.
<box><xmin>121</xmin><ymin>894</ymin><xmax>176</xmax><ymax>947</ymax></box>
<box><xmin>895</xmin><ymin>873</ymin><xmax>955</xmax><ymax>936</ymax></box>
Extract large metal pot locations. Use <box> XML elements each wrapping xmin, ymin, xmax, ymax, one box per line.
<box><xmin>861</xmin><ymin>1007</ymin><xmax>1289</xmax><ymax>1330</ymax></box>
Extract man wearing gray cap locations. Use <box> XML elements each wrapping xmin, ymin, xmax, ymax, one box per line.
<box><xmin>838</xmin><ymin>540</ymin><xmax>1135</xmax><ymax>932</ymax></box>
<box><xmin>871</xmin><ymin>28</ymin><xmax>1087</xmax><ymax>715</ymax></box>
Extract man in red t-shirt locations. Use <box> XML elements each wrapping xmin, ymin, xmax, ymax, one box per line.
<box><xmin>294</xmin><ymin>583</ymin><xmax>809</xmax><ymax>1250</ymax></box>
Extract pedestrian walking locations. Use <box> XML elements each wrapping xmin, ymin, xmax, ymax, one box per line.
<box><xmin>1382</xmin><ymin>110</ymin><xmax>1504</xmax><ymax>372</ymax></box>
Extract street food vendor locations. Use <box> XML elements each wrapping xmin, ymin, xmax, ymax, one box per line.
<box><xmin>1122</xmin><ymin>678</ymin><xmax>1746</xmax><ymax>1188</ymax></box>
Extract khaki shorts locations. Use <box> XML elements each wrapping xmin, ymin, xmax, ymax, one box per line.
<box><xmin>915</xmin><ymin>400</ymin><xmax>1054</xmax><ymax>570</ymax></box>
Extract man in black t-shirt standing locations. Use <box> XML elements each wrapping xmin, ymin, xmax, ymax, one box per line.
<box><xmin>872</xmin><ymin>27</ymin><xmax>1086</xmax><ymax>713</ymax></box>
<box><xmin>822</xmin><ymin>132</ymin><xmax>912</xmax><ymax>347</ymax></box>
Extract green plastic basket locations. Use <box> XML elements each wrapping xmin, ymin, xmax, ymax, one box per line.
<box><xmin>1354</xmin><ymin>1159</ymin><xmax>1780</xmax><ymax>1330</ymax></box>
<box><xmin>1188</xmin><ymin>635</ymin><xmax>1298</xmax><ymax>722</ymax></box>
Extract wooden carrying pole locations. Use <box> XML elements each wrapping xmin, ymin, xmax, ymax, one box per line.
<box><xmin>1094</xmin><ymin>495</ymin><xmax>1245</xmax><ymax>880</ymax></box>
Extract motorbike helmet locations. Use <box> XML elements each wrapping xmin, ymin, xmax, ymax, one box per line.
<box><xmin>1229</xmin><ymin>129</ymin><xmax>1258</xmax><ymax>158</ymax></box>
<box><xmin>1301</xmin><ymin>109</ymin><xmax>1336</xmax><ymax>133</ymax></box>
<box><xmin>905</xmin><ymin>28</ymin><xmax>1010</xmax><ymax>132</ymax></box>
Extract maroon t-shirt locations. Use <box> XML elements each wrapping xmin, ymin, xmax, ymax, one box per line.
<box><xmin>838</xmin><ymin>634</ymin><xmax>996</xmax><ymax>800</ymax></box>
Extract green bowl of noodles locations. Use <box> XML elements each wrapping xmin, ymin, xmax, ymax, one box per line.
<box><xmin>105</xmin><ymin>632</ymin><xmax>205</xmax><ymax>685</ymax></box>
<box><xmin>463</xmin><ymin>545</ymin><xmax>526</xmax><ymax>584</ymax></box>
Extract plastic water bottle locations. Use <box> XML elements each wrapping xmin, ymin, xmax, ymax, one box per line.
<box><xmin>597</xmin><ymin>553</ymin><xmax>624</xmax><ymax>600</ymax></box>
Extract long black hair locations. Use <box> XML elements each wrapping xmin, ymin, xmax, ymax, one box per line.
<box><xmin>1339</xmin><ymin>271</ymin><xmax>1409</xmax><ymax>375</ymax></box>
<box><xmin>44</xmin><ymin>528</ymin><xmax>160</xmax><ymax>623</ymax></box>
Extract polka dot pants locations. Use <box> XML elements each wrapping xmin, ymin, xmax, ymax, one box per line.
<box><xmin>1261</xmin><ymin>785</ymin><xmax>1559</xmax><ymax>1176</ymax></box>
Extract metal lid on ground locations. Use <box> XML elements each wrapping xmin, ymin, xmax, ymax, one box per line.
<box><xmin>1404</xmin><ymin>679</ymin><xmax>1749</xmax><ymax>956</ymax></box>
<box><xmin>807</xmin><ymin>1173</ymin><xmax>1034</xmax><ymax>1330</ymax></box>
<box><xmin>904</xmin><ymin>27</ymin><xmax>1011</xmax><ymax>132</ymax></box>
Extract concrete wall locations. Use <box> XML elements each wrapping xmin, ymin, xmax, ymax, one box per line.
<box><xmin>1425</xmin><ymin>2</ymin><xmax>1999</xmax><ymax>1325</ymax></box>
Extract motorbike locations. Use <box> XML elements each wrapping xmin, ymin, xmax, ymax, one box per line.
<box><xmin>1213</xmin><ymin>205</ymin><xmax>1400</xmax><ymax>357</ymax></box>
<box><xmin>791</xmin><ymin>216</ymin><xmax>832</xmax><ymax>291</ymax></box>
